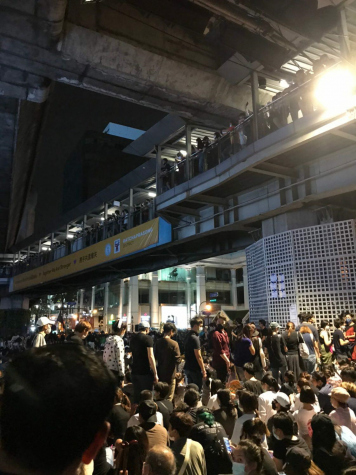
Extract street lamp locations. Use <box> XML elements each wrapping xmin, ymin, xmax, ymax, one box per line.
<box><xmin>199</xmin><ymin>301</ymin><xmax>212</xmax><ymax>313</ymax></box>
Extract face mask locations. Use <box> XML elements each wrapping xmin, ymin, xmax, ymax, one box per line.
<box><xmin>346</xmin><ymin>318</ymin><xmax>351</xmax><ymax>325</ymax></box>
<box><xmin>216</xmin><ymin>324</ymin><xmax>224</xmax><ymax>332</ymax></box>
<box><xmin>232</xmin><ymin>462</ymin><xmax>246</xmax><ymax>475</ymax></box>
<box><xmin>273</xmin><ymin>429</ymin><xmax>282</xmax><ymax>441</ymax></box>
<box><xmin>325</xmin><ymin>326</ymin><xmax>330</xmax><ymax>331</ymax></box>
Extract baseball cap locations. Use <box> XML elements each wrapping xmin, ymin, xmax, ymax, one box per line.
<box><xmin>138</xmin><ymin>400</ymin><xmax>157</xmax><ymax>423</ymax></box>
<box><xmin>138</xmin><ymin>321</ymin><xmax>150</xmax><ymax>330</ymax></box>
<box><xmin>36</xmin><ymin>317</ymin><xmax>53</xmax><ymax>327</ymax></box>
<box><xmin>270</xmin><ymin>321</ymin><xmax>280</xmax><ymax>330</ymax></box>
<box><xmin>274</xmin><ymin>392</ymin><xmax>290</xmax><ymax>408</ymax></box>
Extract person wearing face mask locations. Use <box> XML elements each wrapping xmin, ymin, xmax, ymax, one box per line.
<box><xmin>184</xmin><ymin>317</ymin><xmax>207</xmax><ymax>390</ymax></box>
<box><xmin>232</xmin><ymin>440</ymin><xmax>263</xmax><ymax>475</ymax></box>
<box><xmin>319</xmin><ymin>320</ymin><xmax>332</xmax><ymax>366</ymax></box>
<box><xmin>211</xmin><ymin>313</ymin><xmax>232</xmax><ymax>384</ymax></box>
<box><xmin>344</xmin><ymin>314</ymin><xmax>356</xmax><ymax>360</ymax></box>
<box><xmin>33</xmin><ymin>316</ymin><xmax>53</xmax><ymax>347</ymax></box>
<box><xmin>332</xmin><ymin>319</ymin><xmax>349</xmax><ymax>362</ymax></box>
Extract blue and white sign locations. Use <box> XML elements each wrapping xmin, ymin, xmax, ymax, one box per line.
<box><xmin>105</xmin><ymin>244</ymin><xmax>112</xmax><ymax>256</ymax></box>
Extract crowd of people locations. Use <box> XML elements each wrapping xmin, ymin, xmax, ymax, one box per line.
<box><xmin>2</xmin><ymin>308</ymin><xmax>356</xmax><ymax>475</ymax></box>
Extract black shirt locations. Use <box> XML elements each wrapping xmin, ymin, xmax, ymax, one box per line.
<box><xmin>184</xmin><ymin>330</ymin><xmax>201</xmax><ymax>373</ymax></box>
<box><xmin>108</xmin><ymin>404</ymin><xmax>130</xmax><ymax>440</ymax></box>
<box><xmin>262</xmin><ymin>448</ymin><xmax>278</xmax><ymax>475</ymax></box>
<box><xmin>267</xmin><ymin>334</ymin><xmax>287</xmax><ymax>368</ymax></box>
<box><xmin>282</xmin><ymin>331</ymin><xmax>302</xmax><ymax>355</ymax></box>
<box><xmin>244</xmin><ymin>379</ymin><xmax>264</xmax><ymax>396</ymax></box>
<box><xmin>156</xmin><ymin>399</ymin><xmax>173</xmax><ymax>430</ymax></box>
<box><xmin>130</xmin><ymin>332</ymin><xmax>154</xmax><ymax>375</ymax></box>
<box><xmin>333</xmin><ymin>329</ymin><xmax>347</xmax><ymax>357</ymax></box>
<box><xmin>66</xmin><ymin>333</ymin><xmax>84</xmax><ymax>346</ymax></box>
<box><xmin>273</xmin><ymin>436</ymin><xmax>310</xmax><ymax>463</ymax></box>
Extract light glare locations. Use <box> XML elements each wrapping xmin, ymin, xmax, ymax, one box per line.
<box><xmin>315</xmin><ymin>69</ymin><xmax>356</xmax><ymax>113</ymax></box>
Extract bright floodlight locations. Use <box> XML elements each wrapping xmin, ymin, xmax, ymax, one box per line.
<box><xmin>280</xmin><ymin>79</ymin><xmax>289</xmax><ymax>89</ymax></box>
<box><xmin>205</xmin><ymin>304</ymin><xmax>212</xmax><ymax>311</ymax></box>
<box><xmin>148</xmin><ymin>192</ymin><xmax>156</xmax><ymax>198</ymax></box>
<box><xmin>315</xmin><ymin>68</ymin><xmax>356</xmax><ymax>113</ymax></box>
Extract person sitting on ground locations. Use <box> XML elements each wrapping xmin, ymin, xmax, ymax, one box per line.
<box><xmin>66</xmin><ymin>321</ymin><xmax>92</xmax><ymax>346</ymax></box>
<box><xmin>232</xmin><ymin>390</ymin><xmax>259</xmax><ymax>445</ymax></box>
<box><xmin>128</xmin><ymin>390</ymin><xmax>164</xmax><ymax>427</ymax></box>
<box><xmin>324</xmin><ymin>364</ymin><xmax>342</xmax><ymax>388</ymax></box>
<box><xmin>293</xmin><ymin>386</ymin><xmax>317</xmax><ymax>449</ymax></box>
<box><xmin>340</xmin><ymin>381</ymin><xmax>356</xmax><ymax>414</ymax></box>
<box><xmin>341</xmin><ymin>366</ymin><xmax>356</xmax><ymax>383</ymax></box>
<box><xmin>207</xmin><ymin>379</ymin><xmax>224</xmax><ymax>411</ymax></box>
<box><xmin>174</xmin><ymin>372</ymin><xmax>186</xmax><ymax>407</ymax></box>
<box><xmin>272</xmin><ymin>412</ymin><xmax>310</xmax><ymax>472</ymax></box>
<box><xmin>154</xmin><ymin>382</ymin><xmax>174</xmax><ymax>430</ymax></box>
<box><xmin>107</xmin><ymin>387</ymin><xmax>131</xmax><ymax>441</ymax></box>
<box><xmin>243</xmin><ymin>362</ymin><xmax>264</xmax><ymax>396</ymax></box>
<box><xmin>311</xmin><ymin>371</ymin><xmax>333</xmax><ymax>414</ymax></box>
<box><xmin>138</xmin><ymin>400</ymin><xmax>169</xmax><ymax>449</ymax></box>
<box><xmin>202</xmin><ymin>367</ymin><xmax>213</xmax><ymax>406</ymax></box>
<box><xmin>169</xmin><ymin>412</ymin><xmax>207</xmax><ymax>475</ymax></box>
<box><xmin>184</xmin><ymin>388</ymin><xmax>201</xmax><ymax>424</ymax></box>
<box><xmin>232</xmin><ymin>440</ymin><xmax>263</xmax><ymax>475</ymax></box>
<box><xmin>0</xmin><ymin>344</ymin><xmax>116</xmax><ymax>475</ymax></box>
<box><xmin>311</xmin><ymin>413</ymin><xmax>355</xmax><ymax>475</ymax></box>
<box><xmin>213</xmin><ymin>388</ymin><xmax>237</xmax><ymax>439</ymax></box>
<box><xmin>280</xmin><ymin>370</ymin><xmax>298</xmax><ymax>397</ymax></box>
<box><xmin>283</xmin><ymin>446</ymin><xmax>324</xmax><ymax>475</ymax></box>
<box><xmin>329</xmin><ymin>387</ymin><xmax>356</xmax><ymax>435</ymax></box>
<box><xmin>267</xmin><ymin>392</ymin><xmax>297</xmax><ymax>451</ymax></box>
<box><xmin>258</xmin><ymin>374</ymin><xmax>279</xmax><ymax>424</ymax></box>
<box><xmin>292</xmin><ymin>378</ymin><xmax>320</xmax><ymax>413</ymax></box>
<box><xmin>123</xmin><ymin>370</ymin><xmax>134</xmax><ymax>405</ymax></box>
<box><xmin>143</xmin><ymin>446</ymin><xmax>176</xmax><ymax>475</ymax></box>
<box><xmin>123</xmin><ymin>426</ymin><xmax>149</xmax><ymax>475</ymax></box>
<box><xmin>190</xmin><ymin>407</ymin><xmax>232</xmax><ymax>475</ymax></box>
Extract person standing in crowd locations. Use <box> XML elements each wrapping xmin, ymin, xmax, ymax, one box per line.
<box><xmin>251</xmin><ymin>327</ymin><xmax>266</xmax><ymax>381</ymax></box>
<box><xmin>33</xmin><ymin>316</ymin><xmax>53</xmax><ymax>347</ymax></box>
<box><xmin>258</xmin><ymin>374</ymin><xmax>279</xmax><ymax>424</ymax></box>
<box><xmin>103</xmin><ymin>321</ymin><xmax>126</xmax><ymax>384</ymax></box>
<box><xmin>213</xmin><ymin>388</ymin><xmax>237</xmax><ymax>439</ymax></box>
<box><xmin>300</xmin><ymin>326</ymin><xmax>320</xmax><ymax>374</ymax></box>
<box><xmin>169</xmin><ymin>412</ymin><xmax>207</xmax><ymax>475</ymax></box>
<box><xmin>130</xmin><ymin>321</ymin><xmax>158</xmax><ymax>404</ymax></box>
<box><xmin>329</xmin><ymin>387</ymin><xmax>356</xmax><ymax>434</ymax></box>
<box><xmin>259</xmin><ymin>319</ymin><xmax>268</xmax><ymax>345</ymax></box>
<box><xmin>138</xmin><ymin>400</ymin><xmax>169</xmax><ymax>449</ymax></box>
<box><xmin>332</xmin><ymin>319</ymin><xmax>349</xmax><ymax>362</ymax></box>
<box><xmin>266</xmin><ymin>322</ymin><xmax>288</xmax><ymax>383</ymax></box>
<box><xmin>232</xmin><ymin>440</ymin><xmax>263</xmax><ymax>475</ymax></box>
<box><xmin>297</xmin><ymin>313</ymin><xmax>319</xmax><ymax>342</ymax></box>
<box><xmin>154</xmin><ymin>322</ymin><xmax>181</xmax><ymax>401</ymax></box>
<box><xmin>233</xmin><ymin>324</ymin><xmax>256</xmax><ymax>381</ymax></box>
<box><xmin>66</xmin><ymin>321</ymin><xmax>91</xmax><ymax>346</ymax></box>
<box><xmin>211</xmin><ymin>313</ymin><xmax>231</xmax><ymax>383</ymax></box>
<box><xmin>184</xmin><ymin>317</ymin><xmax>207</xmax><ymax>390</ymax></box>
<box><xmin>283</xmin><ymin>321</ymin><xmax>303</xmax><ymax>380</ymax></box>
<box><xmin>243</xmin><ymin>362</ymin><xmax>264</xmax><ymax>396</ymax></box>
<box><xmin>232</xmin><ymin>390</ymin><xmax>259</xmax><ymax>445</ymax></box>
<box><xmin>319</xmin><ymin>320</ymin><xmax>333</xmax><ymax>366</ymax></box>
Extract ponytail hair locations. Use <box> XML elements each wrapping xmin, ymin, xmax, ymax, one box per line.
<box><xmin>217</xmin><ymin>389</ymin><xmax>237</xmax><ymax>418</ymax></box>
<box><xmin>261</xmin><ymin>374</ymin><xmax>279</xmax><ymax>392</ymax></box>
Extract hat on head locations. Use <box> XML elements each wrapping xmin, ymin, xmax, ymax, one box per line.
<box><xmin>138</xmin><ymin>321</ymin><xmax>150</xmax><ymax>330</ymax></box>
<box><xmin>331</xmin><ymin>387</ymin><xmax>350</xmax><ymax>403</ymax></box>
<box><xmin>285</xmin><ymin>447</ymin><xmax>311</xmax><ymax>471</ymax></box>
<box><xmin>36</xmin><ymin>317</ymin><xmax>52</xmax><ymax>327</ymax></box>
<box><xmin>138</xmin><ymin>400</ymin><xmax>157</xmax><ymax>423</ymax></box>
<box><xmin>270</xmin><ymin>321</ymin><xmax>280</xmax><ymax>330</ymax></box>
<box><xmin>275</xmin><ymin>392</ymin><xmax>291</xmax><ymax>408</ymax></box>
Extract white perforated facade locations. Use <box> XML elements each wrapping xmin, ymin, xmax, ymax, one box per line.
<box><xmin>246</xmin><ymin>220</ymin><xmax>356</xmax><ymax>326</ymax></box>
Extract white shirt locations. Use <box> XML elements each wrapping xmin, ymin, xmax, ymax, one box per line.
<box><xmin>292</xmin><ymin>394</ymin><xmax>320</xmax><ymax>413</ymax></box>
<box><xmin>231</xmin><ymin>413</ymin><xmax>256</xmax><ymax>445</ymax></box>
<box><xmin>127</xmin><ymin>411</ymin><xmax>164</xmax><ymax>428</ymax></box>
<box><xmin>258</xmin><ymin>391</ymin><xmax>277</xmax><ymax>424</ymax></box>
<box><xmin>293</xmin><ymin>407</ymin><xmax>317</xmax><ymax>437</ymax></box>
<box><xmin>33</xmin><ymin>333</ymin><xmax>46</xmax><ymax>348</ymax></box>
<box><xmin>207</xmin><ymin>394</ymin><xmax>220</xmax><ymax>411</ymax></box>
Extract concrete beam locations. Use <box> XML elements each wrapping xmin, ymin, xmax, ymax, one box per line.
<box><xmin>251</xmin><ymin>163</ymin><xmax>298</xmax><ymax>179</ymax></box>
<box><xmin>186</xmin><ymin>195</ymin><xmax>228</xmax><ymax>206</ymax></box>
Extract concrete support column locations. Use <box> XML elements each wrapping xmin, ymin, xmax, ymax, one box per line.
<box><xmin>338</xmin><ymin>9</ymin><xmax>351</xmax><ymax>61</ymax></box>
<box><xmin>196</xmin><ymin>266</ymin><xmax>206</xmax><ymax>314</ymax></box>
<box><xmin>251</xmin><ymin>71</ymin><xmax>260</xmax><ymax>141</ymax></box>
<box><xmin>156</xmin><ymin>145</ymin><xmax>162</xmax><ymax>195</ymax></box>
<box><xmin>129</xmin><ymin>276</ymin><xmax>139</xmax><ymax>330</ymax></box>
<box><xmin>79</xmin><ymin>289</ymin><xmax>84</xmax><ymax>316</ymax></box>
<box><xmin>186</xmin><ymin>268</ymin><xmax>192</xmax><ymax>326</ymax></box>
<box><xmin>185</xmin><ymin>125</ymin><xmax>192</xmax><ymax>181</ymax></box>
<box><xmin>129</xmin><ymin>189</ymin><xmax>134</xmax><ymax>228</ymax></box>
<box><xmin>91</xmin><ymin>286</ymin><xmax>95</xmax><ymax>312</ymax></box>
<box><xmin>118</xmin><ymin>279</ymin><xmax>124</xmax><ymax>320</ymax></box>
<box><xmin>230</xmin><ymin>268</ymin><xmax>238</xmax><ymax>309</ymax></box>
<box><xmin>103</xmin><ymin>282</ymin><xmax>109</xmax><ymax>332</ymax></box>
<box><xmin>243</xmin><ymin>266</ymin><xmax>249</xmax><ymax>310</ymax></box>
<box><xmin>150</xmin><ymin>271</ymin><xmax>159</xmax><ymax>328</ymax></box>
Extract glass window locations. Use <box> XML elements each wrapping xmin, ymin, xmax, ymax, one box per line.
<box><xmin>237</xmin><ymin>287</ymin><xmax>245</xmax><ymax>305</ymax></box>
<box><xmin>236</xmin><ymin>268</ymin><xmax>244</xmax><ymax>284</ymax></box>
<box><xmin>139</xmin><ymin>288</ymin><xmax>150</xmax><ymax>304</ymax></box>
<box><xmin>159</xmin><ymin>290</ymin><xmax>186</xmax><ymax>304</ymax></box>
<box><xmin>159</xmin><ymin>267</ymin><xmax>187</xmax><ymax>282</ymax></box>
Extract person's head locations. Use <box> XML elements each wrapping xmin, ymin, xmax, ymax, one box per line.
<box><xmin>311</xmin><ymin>413</ymin><xmax>336</xmax><ymax>452</ymax></box>
<box><xmin>284</xmin><ymin>370</ymin><xmax>295</xmax><ymax>386</ymax></box>
<box><xmin>123</xmin><ymin>425</ymin><xmax>149</xmax><ymax>475</ymax></box>
<box><xmin>216</xmin><ymin>313</ymin><xmax>228</xmax><ymax>327</ymax></box>
<box><xmin>300</xmin><ymin>386</ymin><xmax>316</xmax><ymax>405</ymax></box>
<box><xmin>168</xmin><ymin>412</ymin><xmax>194</xmax><ymax>441</ymax></box>
<box><xmin>241</xmin><ymin>418</ymin><xmax>269</xmax><ymax>446</ymax></box>
<box><xmin>243</xmin><ymin>362</ymin><xmax>255</xmax><ymax>380</ymax></box>
<box><xmin>345</xmin><ymin>312</ymin><xmax>354</xmax><ymax>326</ymax></box>
<box><xmin>297</xmin><ymin>378</ymin><xmax>311</xmax><ymax>393</ymax></box>
<box><xmin>258</xmin><ymin>319</ymin><xmax>266</xmax><ymax>329</ymax></box>
<box><xmin>272</xmin><ymin>392</ymin><xmax>291</xmax><ymax>412</ymax></box>
<box><xmin>36</xmin><ymin>316</ymin><xmax>52</xmax><ymax>335</ymax></box>
<box><xmin>190</xmin><ymin>316</ymin><xmax>203</xmax><ymax>332</ymax></box>
<box><xmin>143</xmin><ymin>446</ymin><xmax>176</xmax><ymax>475</ymax></box>
<box><xmin>163</xmin><ymin>322</ymin><xmax>176</xmax><ymax>337</ymax></box>
<box><xmin>114</xmin><ymin>387</ymin><xmax>131</xmax><ymax>412</ymax></box>
<box><xmin>154</xmin><ymin>382</ymin><xmax>170</xmax><ymax>401</ymax></box>
<box><xmin>162</xmin><ymin>158</ymin><xmax>168</xmax><ymax>165</ymax></box>
<box><xmin>341</xmin><ymin>367</ymin><xmax>356</xmax><ymax>383</ymax></box>
<box><xmin>217</xmin><ymin>389</ymin><xmax>234</xmax><ymax>409</ymax></box>
<box><xmin>138</xmin><ymin>400</ymin><xmax>158</xmax><ymax>424</ymax></box>
<box><xmin>261</xmin><ymin>374</ymin><xmax>279</xmax><ymax>393</ymax></box>
<box><xmin>241</xmin><ymin>324</ymin><xmax>254</xmax><ymax>339</ymax></box>
<box><xmin>320</xmin><ymin>320</ymin><xmax>330</xmax><ymax>331</ymax></box>
<box><xmin>331</xmin><ymin>387</ymin><xmax>350</xmax><ymax>409</ymax></box>
<box><xmin>186</xmin><ymin>383</ymin><xmax>199</xmax><ymax>392</ymax></box>
<box><xmin>334</xmin><ymin>318</ymin><xmax>343</xmax><ymax>329</ymax></box>
<box><xmin>75</xmin><ymin>321</ymin><xmax>92</xmax><ymax>339</ymax></box>
<box><xmin>112</xmin><ymin>321</ymin><xmax>126</xmax><ymax>336</ymax></box>
<box><xmin>0</xmin><ymin>345</ymin><xmax>116</xmax><ymax>475</ymax></box>
<box><xmin>307</xmin><ymin>314</ymin><xmax>316</xmax><ymax>325</ymax></box>
<box><xmin>140</xmin><ymin>390</ymin><xmax>154</xmax><ymax>402</ymax></box>
<box><xmin>238</xmin><ymin>390</ymin><xmax>258</xmax><ymax>414</ymax></box>
<box><xmin>311</xmin><ymin>371</ymin><xmax>326</xmax><ymax>389</ymax></box>
<box><xmin>340</xmin><ymin>381</ymin><xmax>356</xmax><ymax>398</ymax></box>
<box><xmin>269</xmin><ymin>322</ymin><xmax>280</xmax><ymax>333</ymax></box>
<box><xmin>211</xmin><ymin>379</ymin><xmax>224</xmax><ymax>396</ymax></box>
<box><xmin>286</xmin><ymin>322</ymin><xmax>295</xmax><ymax>336</ymax></box>
<box><xmin>196</xmin><ymin>407</ymin><xmax>215</xmax><ymax>427</ymax></box>
<box><xmin>284</xmin><ymin>447</ymin><xmax>319</xmax><ymax>475</ymax></box>
<box><xmin>272</xmin><ymin>412</ymin><xmax>294</xmax><ymax>440</ymax></box>
<box><xmin>138</xmin><ymin>321</ymin><xmax>150</xmax><ymax>334</ymax></box>
<box><xmin>232</xmin><ymin>440</ymin><xmax>263</xmax><ymax>475</ymax></box>
<box><xmin>184</xmin><ymin>389</ymin><xmax>200</xmax><ymax>408</ymax></box>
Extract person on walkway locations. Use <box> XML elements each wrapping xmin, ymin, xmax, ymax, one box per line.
<box><xmin>266</xmin><ymin>322</ymin><xmax>288</xmax><ymax>384</ymax></box>
<box><xmin>66</xmin><ymin>321</ymin><xmax>92</xmax><ymax>346</ymax></box>
<box><xmin>155</xmin><ymin>322</ymin><xmax>181</xmax><ymax>401</ymax></box>
<box><xmin>103</xmin><ymin>321</ymin><xmax>126</xmax><ymax>384</ymax></box>
<box><xmin>284</xmin><ymin>446</ymin><xmax>324</xmax><ymax>475</ymax></box>
<box><xmin>233</xmin><ymin>324</ymin><xmax>256</xmax><ymax>381</ymax></box>
<box><xmin>33</xmin><ymin>316</ymin><xmax>52</xmax><ymax>347</ymax></box>
<box><xmin>283</xmin><ymin>322</ymin><xmax>303</xmax><ymax>380</ymax></box>
<box><xmin>184</xmin><ymin>317</ymin><xmax>206</xmax><ymax>390</ymax></box>
<box><xmin>211</xmin><ymin>313</ymin><xmax>232</xmax><ymax>383</ymax></box>
<box><xmin>243</xmin><ymin>362</ymin><xmax>264</xmax><ymax>396</ymax></box>
<box><xmin>319</xmin><ymin>320</ymin><xmax>333</xmax><ymax>366</ymax></box>
<box><xmin>259</xmin><ymin>319</ymin><xmax>268</xmax><ymax>346</ymax></box>
<box><xmin>169</xmin><ymin>412</ymin><xmax>207</xmax><ymax>475</ymax></box>
<box><xmin>207</xmin><ymin>379</ymin><xmax>224</xmax><ymax>411</ymax></box>
<box><xmin>130</xmin><ymin>321</ymin><xmax>158</xmax><ymax>403</ymax></box>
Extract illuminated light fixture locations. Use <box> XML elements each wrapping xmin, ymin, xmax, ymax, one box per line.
<box><xmin>67</xmin><ymin>234</ymin><xmax>74</xmax><ymax>239</ymax></box>
<box><xmin>100</xmin><ymin>217</ymin><xmax>105</xmax><ymax>221</ymax></box>
<box><xmin>205</xmin><ymin>304</ymin><xmax>212</xmax><ymax>311</ymax></box>
<box><xmin>92</xmin><ymin>309</ymin><xmax>98</xmax><ymax>314</ymax></box>
<box><xmin>72</xmin><ymin>314</ymin><xmax>78</xmax><ymax>319</ymax></box>
<box><xmin>180</xmin><ymin>150</ymin><xmax>187</xmax><ymax>157</ymax></box>
<box><xmin>148</xmin><ymin>192</ymin><xmax>156</xmax><ymax>198</ymax></box>
<box><xmin>315</xmin><ymin>68</ymin><xmax>356</xmax><ymax>113</ymax></box>
<box><xmin>280</xmin><ymin>79</ymin><xmax>289</xmax><ymax>88</ymax></box>
<box><xmin>42</xmin><ymin>246</ymin><xmax>48</xmax><ymax>251</ymax></box>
